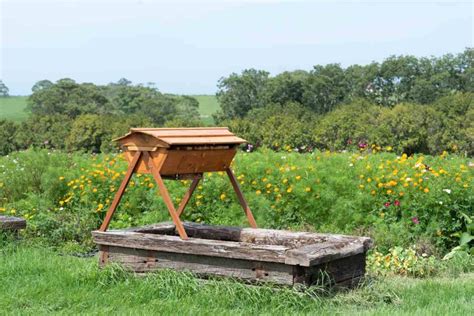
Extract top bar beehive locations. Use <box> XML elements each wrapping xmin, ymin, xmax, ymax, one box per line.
<box><xmin>114</xmin><ymin>127</ymin><xmax>246</xmax><ymax>176</ymax></box>
<box><xmin>100</xmin><ymin>127</ymin><xmax>257</xmax><ymax>239</ymax></box>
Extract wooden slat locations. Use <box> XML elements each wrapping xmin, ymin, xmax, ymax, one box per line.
<box><xmin>159</xmin><ymin>136</ymin><xmax>245</xmax><ymax>145</ymax></box>
<box><xmin>226</xmin><ymin>168</ymin><xmax>257</xmax><ymax>228</ymax></box>
<box><xmin>99</xmin><ymin>151</ymin><xmax>142</xmax><ymax>232</ymax></box>
<box><xmin>104</xmin><ymin>246</ymin><xmax>295</xmax><ymax>285</ymax></box>
<box><xmin>143</xmin><ymin>151</ymin><xmax>189</xmax><ymax>240</ymax></box>
<box><xmin>92</xmin><ymin>230</ymin><xmax>290</xmax><ymax>263</ymax></box>
<box><xmin>285</xmin><ymin>240</ymin><xmax>367</xmax><ymax>266</ymax></box>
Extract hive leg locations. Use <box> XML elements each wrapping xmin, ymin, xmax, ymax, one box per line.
<box><xmin>144</xmin><ymin>152</ymin><xmax>188</xmax><ymax>239</ymax></box>
<box><xmin>225</xmin><ymin>168</ymin><xmax>257</xmax><ymax>228</ymax></box>
<box><xmin>176</xmin><ymin>175</ymin><xmax>202</xmax><ymax>217</ymax></box>
<box><xmin>99</xmin><ymin>151</ymin><xmax>142</xmax><ymax>232</ymax></box>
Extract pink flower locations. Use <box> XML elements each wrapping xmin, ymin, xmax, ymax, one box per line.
<box><xmin>394</xmin><ymin>200</ymin><xmax>400</xmax><ymax>207</ymax></box>
<box><xmin>411</xmin><ymin>217</ymin><xmax>419</xmax><ymax>225</ymax></box>
<box><xmin>384</xmin><ymin>202</ymin><xmax>391</xmax><ymax>207</ymax></box>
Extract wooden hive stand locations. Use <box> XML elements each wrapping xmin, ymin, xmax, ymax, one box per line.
<box><xmin>99</xmin><ymin>127</ymin><xmax>257</xmax><ymax>239</ymax></box>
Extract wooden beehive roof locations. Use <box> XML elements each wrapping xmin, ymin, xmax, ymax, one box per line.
<box><xmin>115</xmin><ymin>127</ymin><xmax>246</xmax><ymax>148</ymax></box>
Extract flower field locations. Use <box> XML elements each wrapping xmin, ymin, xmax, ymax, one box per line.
<box><xmin>0</xmin><ymin>149</ymin><xmax>472</xmax><ymax>259</ymax></box>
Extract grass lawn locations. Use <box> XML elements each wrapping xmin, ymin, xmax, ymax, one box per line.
<box><xmin>0</xmin><ymin>96</ymin><xmax>29</xmax><ymax>121</ymax></box>
<box><xmin>192</xmin><ymin>95</ymin><xmax>220</xmax><ymax>125</ymax></box>
<box><xmin>0</xmin><ymin>244</ymin><xmax>472</xmax><ymax>315</ymax></box>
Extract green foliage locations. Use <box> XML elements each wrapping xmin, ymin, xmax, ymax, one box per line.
<box><xmin>227</xmin><ymin>102</ymin><xmax>316</xmax><ymax>149</ymax></box>
<box><xmin>0</xmin><ymin>149</ymin><xmax>472</xmax><ymax>255</ymax></box>
<box><xmin>216</xmin><ymin>69</ymin><xmax>270</xmax><ymax>120</ymax></box>
<box><xmin>216</xmin><ymin>49</ymin><xmax>474</xmax><ymax>120</ymax></box>
<box><xmin>0</xmin><ymin>120</ymin><xmax>19</xmax><ymax>155</ymax></box>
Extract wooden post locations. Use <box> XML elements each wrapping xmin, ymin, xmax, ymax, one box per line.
<box><xmin>143</xmin><ymin>151</ymin><xmax>189</xmax><ymax>239</ymax></box>
<box><xmin>99</xmin><ymin>151</ymin><xmax>142</xmax><ymax>232</ymax></box>
<box><xmin>225</xmin><ymin>168</ymin><xmax>257</xmax><ymax>228</ymax></box>
<box><xmin>176</xmin><ymin>175</ymin><xmax>201</xmax><ymax>217</ymax></box>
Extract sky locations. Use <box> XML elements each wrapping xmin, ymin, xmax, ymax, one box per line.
<box><xmin>0</xmin><ymin>0</ymin><xmax>473</xmax><ymax>96</ymax></box>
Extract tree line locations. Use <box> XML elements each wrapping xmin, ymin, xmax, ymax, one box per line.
<box><xmin>216</xmin><ymin>48</ymin><xmax>473</xmax><ymax>155</ymax></box>
<box><xmin>0</xmin><ymin>48</ymin><xmax>473</xmax><ymax>156</ymax></box>
<box><xmin>0</xmin><ymin>78</ymin><xmax>202</xmax><ymax>154</ymax></box>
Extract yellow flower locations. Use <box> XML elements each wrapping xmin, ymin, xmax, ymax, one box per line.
<box><xmin>262</xmin><ymin>177</ymin><xmax>268</xmax><ymax>182</ymax></box>
<box><xmin>399</xmin><ymin>192</ymin><xmax>404</xmax><ymax>196</ymax></box>
<box><xmin>295</xmin><ymin>175</ymin><xmax>301</xmax><ymax>181</ymax></box>
<box><xmin>286</xmin><ymin>187</ymin><xmax>293</xmax><ymax>193</ymax></box>
<box><xmin>96</xmin><ymin>203</ymin><xmax>104</xmax><ymax>211</ymax></box>
<box><xmin>359</xmin><ymin>184</ymin><xmax>365</xmax><ymax>189</ymax></box>
<box><xmin>10</xmin><ymin>209</ymin><xmax>16</xmax><ymax>215</ymax></box>
<box><xmin>251</xmin><ymin>181</ymin><xmax>257</xmax><ymax>185</ymax></box>
<box><xmin>424</xmin><ymin>188</ymin><xmax>430</xmax><ymax>193</ymax></box>
<box><xmin>386</xmin><ymin>189</ymin><xmax>392</xmax><ymax>194</ymax></box>
<box><xmin>367</xmin><ymin>178</ymin><xmax>372</xmax><ymax>183</ymax></box>
<box><xmin>305</xmin><ymin>187</ymin><xmax>311</xmax><ymax>192</ymax></box>
<box><xmin>0</xmin><ymin>207</ymin><xmax>5</xmax><ymax>212</ymax></box>
<box><xmin>266</xmin><ymin>183</ymin><xmax>272</xmax><ymax>188</ymax></box>
<box><xmin>59</xmin><ymin>176</ymin><xmax>65</xmax><ymax>180</ymax></box>
<box><xmin>256</xmin><ymin>190</ymin><xmax>262</xmax><ymax>195</ymax></box>
<box><xmin>220</xmin><ymin>193</ymin><xmax>226</xmax><ymax>200</ymax></box>
<box><xmin>148</xmin><ymin>183</ymin><xmax>154</xmax><ymax>188</ymax></box>
<box><xmin>282</xmin><ymin>178</ymin><xmax>288</xmax><ymax>184</ymax></box>
<box><xmin>197</xmin><ymin>195</ymin><xmax>203</xmax><ymax>199</ymax></box>
<box><xmin>92</xmin><ymin>188</ymin><xmax>97</xmax><ymax>193</ymax></box>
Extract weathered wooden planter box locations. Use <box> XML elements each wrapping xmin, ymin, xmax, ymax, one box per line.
<box><xmin>93</xmin><ymin>222</ymin><xmax>373</xmax><ymax>287</ymax></box>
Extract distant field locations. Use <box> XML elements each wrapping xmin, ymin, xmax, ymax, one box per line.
<box><xmin>192</xmin><ymin>94</ymin><xmax>220</xmax><ymax>124</ymax></box>
<box><xmin>0</xmin><ymin>96</ymin><xmax>28</xmax><ymax>121</ymax></box>
<box><xmin>0</xmin><ymin>95</ymin><xmax>219</xmax><ymax>124</ymax></box>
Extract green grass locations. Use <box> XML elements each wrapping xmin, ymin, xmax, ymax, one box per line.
<box><xmin>0</xmin><ymin>244</ymin><xmax>472</xmax><ymax>315</ymax></box>
<box><xmin>192</xmin><ymin>95</ymin><xmax>220</xmax><ymax>125</ymax></box>
<box><xmin>0</xmin><ymin>96</ymin><xmax>28</xmax><ymax>121</ymax></box>
<box><xmin>0</xmin><ymin>95</ymin><xmax>219</xmax><ymax>124</ymax></box>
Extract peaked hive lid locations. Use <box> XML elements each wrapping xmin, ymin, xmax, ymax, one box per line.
<box><xmin>114</xmin><ymin>127</ymin><xmax>247</xmax><ymax>146</ymax></box>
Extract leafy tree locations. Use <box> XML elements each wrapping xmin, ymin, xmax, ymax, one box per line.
<box><xmin>14</xmin><ymin>114</ymin><xmax>72</xmax><ymax>150</ymax></box>
<box><xmin>66</xmin><ymin>114</ymin><xmax>109</xmax><ymax>153</ymax></box>
<box><xmin>31</xmin><ymin>80</ymin><xmax>53</xmax><ymax>93</ymax></box>
<box><xmin>264</xmin><ymin>71</ymin><xmax>308</xmax><ymax>105</ymax></box>
<box><xmin>302</xmin><ymin>64</ymin><xmax>349</xmax><ymax>113</ymax></box>
<box><xmin>312</xmin><ymin>99</ymin><xmax>383</xmax><ymax>150</ymax></box>
<box><xmin>376</xmin><ymin>103</ymin><xmax>443</xmax><ymax>155</ymax></box>
<box><xmin>216</xmin><ymin>69</ymin><xmax>270</xmax><ymax>120</ymax></box>
<box><xmin>28</xmin><ymin>78</ymin><xmax>112</xmax><ymax>117</ymax></box>
<box><xmin>0</xmin><ymin>80</ymin><xmax>9</xmax><ymax>97</ymax></box>
<box><xmin>429</xmin><ymin>92</ymin><xmax>474</xmax><ymax>155</ymax></box>
<box><xmin>0</xmin><ymin>120</ymin><xmax>19</xmax><ymax>154</ymax></box>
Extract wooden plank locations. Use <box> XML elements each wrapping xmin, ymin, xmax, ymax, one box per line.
<box><xmin>104</xmin><ymin>246</ymin><xmax>294</xmax><ymax>285</ymax></box>
<box><xmin>92</xmin><ymin>230</ymin><xmax>289</xmax><ymax>263</ymax></box>
<box><xmin>159</xmin><ymin>136</ymin><xmax>245</xmax><ymax>145</ymax></box>
<box><xmin>0</xmin><ymin>216</ymin><xmax>26</xmax><ymax>230</ymax></box>
<box><xmin>285</xmin><ymin>240</ymin><xmax>367</xmax><ymax>266</ymax></box>
<box><xmin>226</xmin><ymin>168</ymin><xmax>257</xmax><ymax>228</ymax></box>
<box><xmin>144</xmin><ymin>151</ymin><xmax>189</xmax><ymax>240</ymax></box>
<box><xmin>99</xmin><ymin>151</ymin><xmax>142</xmax><ymax>232</ymax></box>
<box><xmin>176</xmin><ymin>176</ymin><xmax>201</xmax><ymax>217</ymax></box>
<box><xmin>160</xmin><ymin>149</ymin><xmax>236</xmax><ymax>175</ymax></box>
<box><xmin>128</xmin><ymin>221</ymin><xmax>371</xmax><ymax>252</ymax></box>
